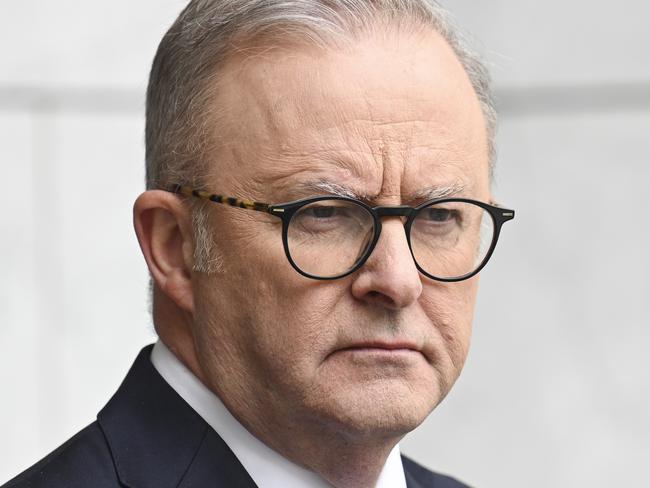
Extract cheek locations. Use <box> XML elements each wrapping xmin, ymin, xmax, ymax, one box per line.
<box><xmin>250</xmin><ymin>281</ymin><xmax>348</xmax><ymax>365</ymax></box>
<box><xmin>421</xmin><ymin>279</ymin><xmax>478</xmax><ymax>364</ymax></box>
<box><xmin>195</xmin><ymin>247</ymin><xmax>347</xmax><ymax>374</ymax></box>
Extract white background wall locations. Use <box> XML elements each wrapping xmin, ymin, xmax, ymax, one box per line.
<box><xmin>1</xmin><ymin>2</ymin><xmax>649</xmax><ymax>486</ymax></box>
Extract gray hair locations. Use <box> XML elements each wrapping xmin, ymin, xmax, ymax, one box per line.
<box><xmin>145</xmin><ymin>0</ymin><xmax>497</xmax><ymax>273</ymax></box>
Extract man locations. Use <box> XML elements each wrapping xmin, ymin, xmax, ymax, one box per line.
<box><xmin>4</xmin><ymin>1</ymin><xmax>514</xmax><ymax>487</ymax></box>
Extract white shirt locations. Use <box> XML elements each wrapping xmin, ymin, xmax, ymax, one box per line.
<box><xmin>151</xmin><ymin>340</ymin><xmax>407</xmax><ymax>488</ymax></box>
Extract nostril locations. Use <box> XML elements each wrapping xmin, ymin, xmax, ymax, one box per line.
<box><xmin>367</xmin><ymin>290</ymin><xmax>397</xmax><ymax>308</ymax></box>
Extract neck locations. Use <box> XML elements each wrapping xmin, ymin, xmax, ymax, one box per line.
<box><xmin>153</xmin><ymin>291</ymin><xmax>207</xmax><ymax>383</ymax></box>
<box><xmin>288</xmin><ymin>436</ymin><xmax>400</xmax><ymax>488</ymax></box>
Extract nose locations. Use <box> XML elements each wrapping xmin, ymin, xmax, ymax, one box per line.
<box><xmin>350</xmin><ymin>218</ymin><xmax>423</xmax><ymax>309</ymax></box>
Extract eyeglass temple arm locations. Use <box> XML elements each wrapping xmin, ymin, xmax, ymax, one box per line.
<box><xmin>165</xmin><ymin>184</ymin><xmax>272</xmax><ymax>213</ymax></box>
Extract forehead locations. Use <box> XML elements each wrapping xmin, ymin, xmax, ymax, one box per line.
<box><xmin>210</xmin><ymin>29</ymin><xmax>489</xmax><ymax>202</ymax></box>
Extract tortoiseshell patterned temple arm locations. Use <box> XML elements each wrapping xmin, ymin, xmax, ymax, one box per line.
<box><xmin>165</xmin><ymin>184</ymin><xmax>271</xmax><ymax>213</ymax></box>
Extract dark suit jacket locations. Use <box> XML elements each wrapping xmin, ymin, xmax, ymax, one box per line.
<box><xmin>3</xmin><ymin>345</ymin><xmax>470</xmax><ymax>488</ymax></box>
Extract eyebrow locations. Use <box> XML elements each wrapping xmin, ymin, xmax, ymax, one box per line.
<box><xmin>290</xmin><ymin>179</ymin><xmax>467</xmax><ymax>203</ymax></box>
<box><xmin>292</xmin><ymin>180</ymin><xmax>364</xmax><ymax>199</ymax></box>
<box><xmin>410</xmin><ymin>183</ymin><xmax>467</xmax><ymax>200</ymax></box>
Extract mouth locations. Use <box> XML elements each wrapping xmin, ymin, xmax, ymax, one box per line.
<box><xmin>339</xmin><ymin>341</ymin><xmax>418</xmax><ymax>352</ymax></box>
<box><xmin>330</xmin><ymin>341</ymin><xmax>424</xmax><ymax>362</ymax></box>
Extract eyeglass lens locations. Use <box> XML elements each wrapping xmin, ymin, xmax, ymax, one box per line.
<box><xmin>286</xmin><ymin>199</ymin><xmax>494</xmax><ymax>279</ymax></box>
<box><xmin>410</xmin><ymin>201</ymin><xmax>494</xmax><ymax>279</ymax></box>
<box><xmin>287</xmin><ymin>200</ymin><xmax>375</xmax><ymax>278</ymax></box>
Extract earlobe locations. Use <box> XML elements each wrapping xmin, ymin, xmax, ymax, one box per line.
<box><xmin>133</xmin><ymin>191</ymin><xmax>195</xmax><ymax>313</ymax></box>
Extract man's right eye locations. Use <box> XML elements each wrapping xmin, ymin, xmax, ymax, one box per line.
<box><xmin>303</xmin><ymin>206</ymin><xmax>338</xmax><ymax>219</ymax></box>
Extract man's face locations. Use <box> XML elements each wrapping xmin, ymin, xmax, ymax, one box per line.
<box><xmin>190</xmin><ymin>29</ymin><xmax>490</xmax><ymax>443</ymax></box>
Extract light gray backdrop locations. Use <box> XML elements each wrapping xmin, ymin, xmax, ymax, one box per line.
<box><xmin>1</xmin><ymin>1</ymin><xmax>649</xmax><ymax>486</ymax></box>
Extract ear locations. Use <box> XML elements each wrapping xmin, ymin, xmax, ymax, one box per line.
<box><xmin>133</xmin><ymin>190</ymin><xmax>196</xmax><ymax>313</ymax></box>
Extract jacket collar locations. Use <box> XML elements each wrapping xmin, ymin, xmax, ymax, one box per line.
<box><xmin>97</xmin><ymin>345</ymin><xmax>256</xmax><ymax>488</ymax></box>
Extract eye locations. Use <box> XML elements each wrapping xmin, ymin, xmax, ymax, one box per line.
<box><xmin>290</xmin><ymin>200</ymin><xmax>372</xmax><ymax>236</ymax></box>
<box><xmin>412</xmin><ymin>205</ymin><xmax>464</xmax><ymax>237</ymax></box>
<box><xmin>422</xmin><ymin>207</ymin><xmax>456</xmax><ymax>223</ymax></box>
<box><xmin>303</xmin><ymin>206</ymin><xmax>339</xmax><ymax>219</ymax></box>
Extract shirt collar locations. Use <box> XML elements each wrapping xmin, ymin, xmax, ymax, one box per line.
<box><xmin>151</xmin><ymin>340</ymin><xmax>407</xmax><ymax>488</ymax></box>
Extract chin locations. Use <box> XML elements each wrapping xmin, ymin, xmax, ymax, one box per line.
<box><xmin>307</xmin><ymin>375</ymin><xmax>441</xmax><ymax>440</ymax></box>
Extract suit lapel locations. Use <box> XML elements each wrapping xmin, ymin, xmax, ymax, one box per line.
<box><xmin>178</xmin><ymin>428</ymin><xmax>258</xmax><ymax>487</ymax></box>
<box><xmin>97</xmin><ymin>345</ymin><xmax>256</xmax><ymax>488</ymax></box>
<box><xmin>403</xmin><ymin>463</ymin><xmax>425</xmax><ymax>488</ymax></box>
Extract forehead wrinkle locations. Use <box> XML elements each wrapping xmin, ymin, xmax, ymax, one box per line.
<box><xmin>248</xmin><ymin>142</ymin><xmax>382</xmax><ymax>186</ymax></box>
<box><xmin>247</xmin><ymin>162</ymin><xmax>369</xmax><ymax>201</ymax></box>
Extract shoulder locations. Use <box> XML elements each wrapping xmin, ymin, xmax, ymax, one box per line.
<box><xmin>402</xmin><ymin>455</ymin><xmax>472</xmax><ymax>488</ymax></box>
<box><xmin>2</xmin><ymin>422</ymin><xmax>118</xmax><ymax>488</ymax></box>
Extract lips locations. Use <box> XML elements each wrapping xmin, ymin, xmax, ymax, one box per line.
<box><xmin>328</xmin><ymin>340</ymin><xmax>425</xmax><ymax>362</ymax></box>
<box><xmin>338</xmin><ymin>341</ymin><xmax>419</xmax><ymax>352</ymax></box>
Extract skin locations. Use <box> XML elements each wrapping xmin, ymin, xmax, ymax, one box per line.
<box><xmin>134</xmin><ymin>27</ymin><xmax>490</xmax><ymax>488</ymax></box>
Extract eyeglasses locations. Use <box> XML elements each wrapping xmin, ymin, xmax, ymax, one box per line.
<box><xmin>164</xmin><ymin>184</ymin><xmax>515</xmax><ymax>282</ymax></box>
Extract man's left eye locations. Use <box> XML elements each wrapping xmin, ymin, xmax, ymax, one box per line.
<box><xmin>422</xmin><ymin>208</ymin><xmax>456</xmax><ymax>223</ymax></box>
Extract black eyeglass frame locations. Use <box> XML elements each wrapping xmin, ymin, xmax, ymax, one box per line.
<box><xmin>165</xmin><ymin>184</ymin><xmax>515</xmax><ymax>282</ymax></box>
